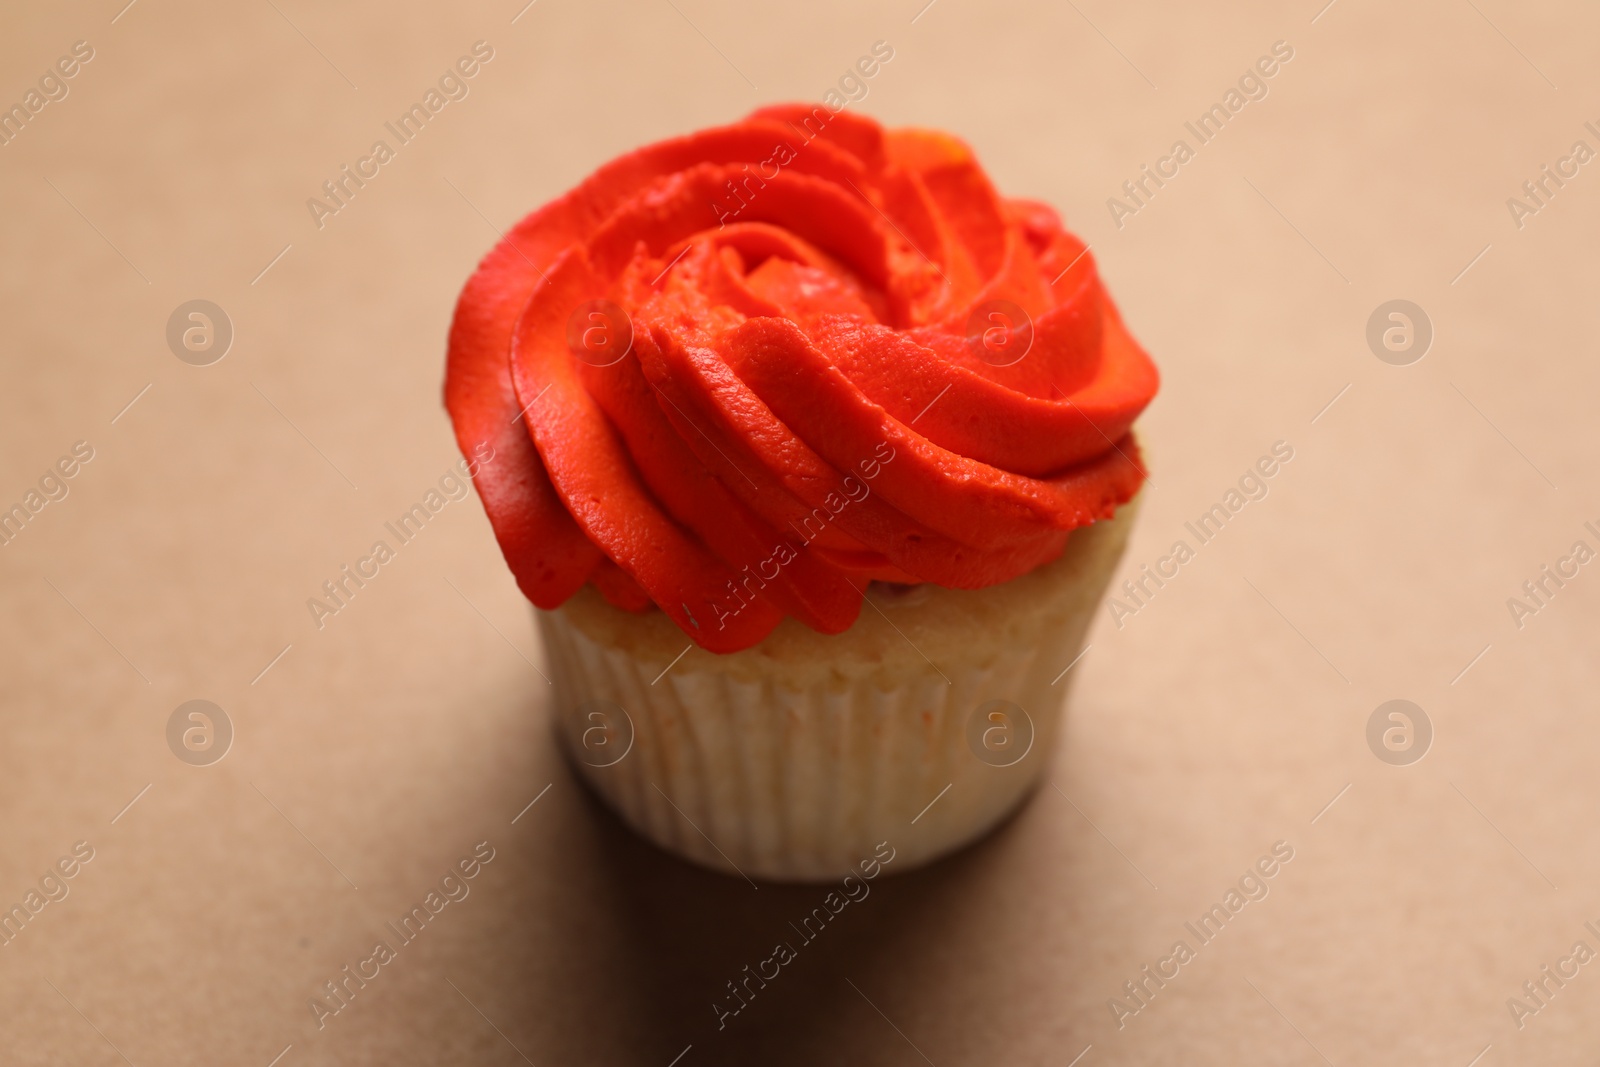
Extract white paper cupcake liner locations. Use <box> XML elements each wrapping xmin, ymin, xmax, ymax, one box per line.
<box><xmin>535</xmin><ymin>499</ymin><xmax>1137</xmax><ymax>882</ymax></box>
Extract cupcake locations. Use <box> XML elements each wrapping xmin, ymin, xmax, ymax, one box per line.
<box><xmin>445</xmin><ymin>105</ymin><xmax>1158</xmax><ymax>881</ymax></box>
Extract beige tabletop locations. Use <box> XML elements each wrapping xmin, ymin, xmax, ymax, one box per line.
<box><xmin>3</xmin><ymin>0</ymin><xmax>1598</xmax><ymax>1064</ymax></box>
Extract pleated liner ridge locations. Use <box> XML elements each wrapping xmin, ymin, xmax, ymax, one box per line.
<box><xmin>534</xmin><ymin>496</ymin><xmax>1137</xmax><ymax>882</ymax></box>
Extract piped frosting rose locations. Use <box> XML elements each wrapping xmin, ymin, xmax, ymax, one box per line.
<box><xmin>445</xmin><ymin>105</ymin><xmax>1158</xmax><ymax>653</ymax></box>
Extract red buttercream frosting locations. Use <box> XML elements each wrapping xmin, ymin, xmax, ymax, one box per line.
<box><xmin>444</xmin><ymin>105</ymin><xmax>1158</xmax><ymax>653</ymax></box>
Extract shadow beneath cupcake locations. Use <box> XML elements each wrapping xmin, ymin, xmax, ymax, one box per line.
<box><xmin>567</xmin><ymin>752</ymin><xmax>1048</xmax><ymax>1067</ymax></box>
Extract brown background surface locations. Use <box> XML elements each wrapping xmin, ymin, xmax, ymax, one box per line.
<box><xmin>2</xmin><ymin>0</ymin><xmax>1597</xmax><ymax>1063</ymax></box>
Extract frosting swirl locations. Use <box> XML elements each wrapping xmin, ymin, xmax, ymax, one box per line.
<box><xmin>445</xmin><ymin>105</ymin><xmax>1158</xmax><ymax>653</ymax></box>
